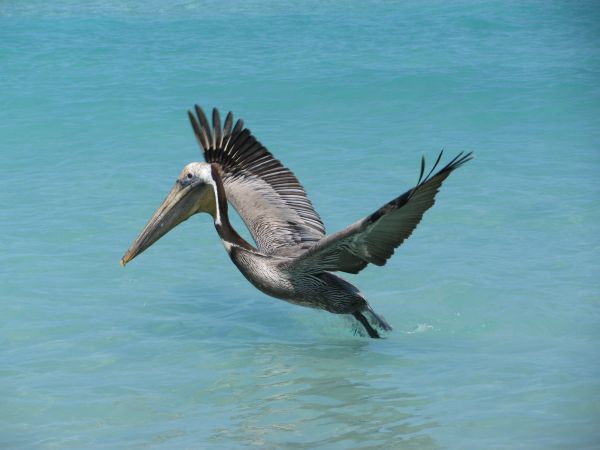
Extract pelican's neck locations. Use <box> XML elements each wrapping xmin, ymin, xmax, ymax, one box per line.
<box><xmin>210</xmin><ymin>165</ymin><xmax>254</xmax><ymax>252</ymax></box>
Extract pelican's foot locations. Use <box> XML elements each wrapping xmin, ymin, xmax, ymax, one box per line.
<box><xmin>352</xmin><ymin>311</ymin><xmax>381</xmax><ymax>338</ymax></box>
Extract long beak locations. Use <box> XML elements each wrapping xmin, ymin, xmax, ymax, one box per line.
<box><xmin>120</xmin><ymin>182</ymin><xmax>203</xmax><ymax>266</ymax></box>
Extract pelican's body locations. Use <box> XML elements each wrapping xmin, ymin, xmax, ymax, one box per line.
<box><xmin>121</xmin><ymin>105</ymin><xmax>472</xmax><ymax>338</ymax></box>
<box><xmin>230</xmin><ymin>248</ymin><xmax>368</xmax><ymax>315</ymax></box>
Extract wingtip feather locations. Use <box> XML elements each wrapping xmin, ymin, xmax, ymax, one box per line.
<box><xmin>212</xmin><ymin>107</ymin><xmax>222</xmax><ymax>148</ymax></box>
<box><xmin>188</xmin><ymin>110</ymin><xmax>209</xmax><ymax>150</ymax></box>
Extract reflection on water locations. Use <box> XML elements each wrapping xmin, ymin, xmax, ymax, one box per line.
<box><xmin>204</xmin><ymin>342</ymin><xmax>439</xmax><ymax>449</ymax></box>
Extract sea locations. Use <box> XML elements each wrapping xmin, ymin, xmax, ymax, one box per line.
<box><xmin>1</xmin><ymin>1</ymin><xmax>599</xmax><ymax>448</ymax></box>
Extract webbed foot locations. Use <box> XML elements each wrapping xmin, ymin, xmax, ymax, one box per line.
<box><xmin>352</xmin><ymin>311</ymin><xmax>381</xmax><ymax>338</ymax></box>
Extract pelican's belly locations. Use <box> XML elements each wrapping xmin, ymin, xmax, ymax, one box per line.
<box><xmin>228</xmin><ymin>247</ymin><xmax>296</xmax><ymax>301</ymax></box>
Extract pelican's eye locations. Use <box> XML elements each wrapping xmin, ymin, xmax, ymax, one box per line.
<box><xmin>187</xmin><ymin>173</ymin><xmax>193</xmax><ymax>180</ymax></box>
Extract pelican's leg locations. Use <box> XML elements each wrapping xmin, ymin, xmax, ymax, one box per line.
<box><xmin>352</xmin><ymin>311</ymin><xmax>381</xmax><ymax>339</ymax></box>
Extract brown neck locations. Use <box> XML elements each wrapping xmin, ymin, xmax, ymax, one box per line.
<box><xmin>210</xmin><ymin>164</ymin><xmax>254</xmax><ymax>251</ymax></box>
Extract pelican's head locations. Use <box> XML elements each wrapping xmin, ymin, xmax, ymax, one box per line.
<box><xmin>120</xmin><ymin>162</ymin><xmax>219</xmax><ymax>266</ymax></box>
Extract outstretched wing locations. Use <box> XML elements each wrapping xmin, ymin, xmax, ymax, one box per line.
<box><xmin>288</xmin><ymin>151</ymin><xmax>473</xmax><ymax>274</ymax></box>
<box><xmin>188</xmin><ymin>105</ymin><xmax>326</xmax><ymax>254</ymax></box>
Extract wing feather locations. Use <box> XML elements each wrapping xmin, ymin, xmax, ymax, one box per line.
<box><xmin>188</xmin><ymin>105</ymin><xmax>326</xmax><ymax>254</ymax></box>
<box><xmin>289</xmin><ymin>151</ymin><xmax>473</xmax><ymax>274</ymax></box>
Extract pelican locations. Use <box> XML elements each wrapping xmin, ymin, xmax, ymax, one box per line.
<box><xmin>121</xmin><ymin>105</ymin><xmax>472</xmax><ymax>338</ymax></box>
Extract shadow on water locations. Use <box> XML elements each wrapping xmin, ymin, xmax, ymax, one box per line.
<box><xmin>203</xmin><ymin>340</ymin><xmax>439</xmax><ymax>449</ymax></box>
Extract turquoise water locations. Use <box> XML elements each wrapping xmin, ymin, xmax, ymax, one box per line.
<box><xmin>1</xmin><ymin>1</ymin><xmax>599</xmax><ymax>448</ymax></box>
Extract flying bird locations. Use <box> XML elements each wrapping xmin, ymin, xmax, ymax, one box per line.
<box><xmin>121</xmin><ymin>105</ymin><xmax>472</xmax><ymax>338</ymax></box>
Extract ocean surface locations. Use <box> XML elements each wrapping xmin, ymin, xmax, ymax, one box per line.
<box><xmin>1</xmin><ymin>1</ymin><xmax>599</xmax><ymax>448</ymax></box>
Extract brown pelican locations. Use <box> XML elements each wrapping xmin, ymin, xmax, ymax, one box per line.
<box><xmin>121</xmin><ymin>105</ymin><xmax>472</xmax><ymax>338</ymax></box>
